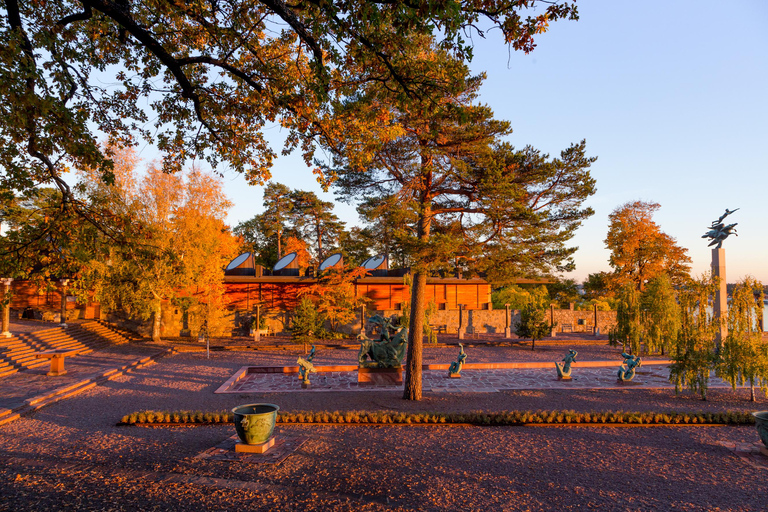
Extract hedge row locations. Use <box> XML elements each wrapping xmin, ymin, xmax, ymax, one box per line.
<box><xmin>118</xmin><ymin>410</ymin><xmax>757</xmax><ymax>426</ymax></box>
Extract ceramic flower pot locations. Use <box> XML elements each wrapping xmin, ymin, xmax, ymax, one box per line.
<box><xmin>232</xmin><ymin>403</ymin><xmax>279</xmax><ymax>445</ymax></box>
<box><xmin>753</xmin><ymin>411</ymin><xmax>768</xmax><ymax>448</ymax></box>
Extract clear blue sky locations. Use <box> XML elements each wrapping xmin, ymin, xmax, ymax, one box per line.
<box><xmin>210</xmin><ymin>1</ymin><xmax>768</xmax><ymax>283</ymax></box>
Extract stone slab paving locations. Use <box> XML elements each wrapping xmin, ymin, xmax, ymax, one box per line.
<box><xmin>195</xmin><ymin>428</ymin><xmax>308</xmax><ymax>464</ymax></box>
<box><xmin>718</xmin><ymin>441</ymin><xmax>768</xmax><ymax>470</ymax></box>
<box><xmin>0</xmin><ymin>343</ymin><xmax>169</xmax><ymax>412</ymax></box>
<box><xmin>222</xmin><ymin>364</ymin><xmax>738</xmax><ymax>394</ymax></box>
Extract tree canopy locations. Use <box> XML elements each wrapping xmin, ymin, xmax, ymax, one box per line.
<box><xmin>1</xmin><ymin>0</ymin><xmax>578</xmax><ymax>218</ymax></box>
<box><xmin>326</xmin><ymin>43</ymin><xmax>595</xmax><ymax>399</ymax></box>
<box><xmin>604</xmin><ymin>201</ymin><xmax>691</xmax><ymax>292</ymax></box>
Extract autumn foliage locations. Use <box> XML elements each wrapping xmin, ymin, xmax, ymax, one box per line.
<box><xmin>604</xmin><ymin>201</ymin><xmax>691</xmax><ymax>291</ymax></box>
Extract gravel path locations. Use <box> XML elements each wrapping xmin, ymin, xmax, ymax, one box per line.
<box><xmin>1</xmin><ymin>345</ymin><xmax>767</xmax><ymax>511</ymax></box>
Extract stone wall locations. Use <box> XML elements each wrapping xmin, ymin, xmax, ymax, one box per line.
<box><xmin>104</xmin><ymin>303</ymin><xmax>618</xmax><ymax>339</ymax></box>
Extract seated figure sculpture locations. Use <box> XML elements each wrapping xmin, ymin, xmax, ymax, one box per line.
<box><xmin>555</xmin><ymin>349</ymin><xmax>578</xmax><ymax>379</ymax></box>
<box><xmin>357</xmin><ymin>314</ymin><xmax>408</xmax><ymax>368</ymax></box>
<box><xmin>617</xmin><ymin>352</ymin><xmax>641</xmax><ymax>382</ymax></box>
<box><xmin>448</xmin><ymin>343</ymin><xmax>467</xmax><ymax>377</ymax></box>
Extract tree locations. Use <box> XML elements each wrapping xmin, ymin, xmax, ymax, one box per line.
<box><xmin>290</xmin><ymin>296</ymin><xmax>324</xmax><ymax>348</ymax></box>
<box><xmin>605</xmin><ymin>201</ymin><xmax>691</xmax><ymax>291</ymax></box>
<box><xmin>298</xmin><ymin>265</ymin><xmax>368</xmax><ymax>333</ymax></box>
<box><xmin>609</xmin><ymin>284</ymin><xmax>642</xmax><ymax>354</ymax></box>
<box><xmin>515</xmin><ymin>298</ymin><xmax>552</xmax><ymax>351</ymax></box>
<box><xmin>547</xmin><ymin>278</ymin><xmax>580</xmax><ymax>308</ymax></box>
<box><xmin>261</xmin><ymin>183</ymin><xmax>293</xmax><ymax>259</ymax></box>
<box><xmin>337</xmin><ymin>227</ymin><xmax>374</xmax><ymax>268</ymax></box>
<box><xmin>329</xmin><ymin>43</ymin><xmax>595</xmax><ymax>400</ymax></box>
<box><xmin>491</xmin><ymin>285</ymin><xmax>548</xmax><ymax>311</ymax></box>
<box><xmin>356</xmin><ymin>195</ymin><xmax>417</xmax><ymax>269</ymax></box>
<box><xmin>668</xmin><ymin>275</ymin><xmax>718</xmax><ymax>400</ymax></box>
<box><xmin>73</xmin><ymin>155</ymin><xmax>238</xmax><ymax>340</ymax></box>
<box><xmin>582</xmin><ymin>272</ymin><xmax>613</xmax><ymax>301</ymax></box>
<box><xmin>232</xmin><ymin>214</ymin><xmax>281</xmax><ymax>269</ymax></box>
<box><xmin>717</xmin><ymin>277</ymin><xmax>768</xmax><ymax>401</ymax></box>
<box><xmin>290</xmin><ymin>190</ymin><xmax>345</xmax><ymax>262</ymax></box>
<box><xmin>641</xmin><ymin>274</ymin><xmax>680</xmax><ymax>355</ymax></box>
<box><xmin>282</xmin><ymin>236</ymin><xmax>312</xmax><ymax>272</ymax></box>
<box><xmin>1</xmin><ymin>0</ymin><xmax>578</xmax><ymax>227</ymax></box>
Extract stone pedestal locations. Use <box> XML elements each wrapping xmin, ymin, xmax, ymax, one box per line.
<box><xmin>711</xmin><ymin>248</ymin><xmax>728</xmax><ymax>345</ymax></box>
<box><xmin>35</xmin><ymin>349</ymin><xmax>77</xmax><ymax>376</ymax></box>
<box><xmin>358</xmin><ymin>367</ymin><xmax>403</xmax><ymax>386</ymax></box>
<box><xmin>235</xmin><ymin>436</ymin><xmax>276</xmax><ymax>454</ymax></box>
<box><xmin>449</xmin><ymin>373</ymin><xmax>462</xmax><ymax>379</ymax></box>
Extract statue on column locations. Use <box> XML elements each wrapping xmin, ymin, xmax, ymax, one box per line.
<box><xmin>702</xmin><ymin>208</ymin><xmax>738</xmax><ymax>249</ymax></box>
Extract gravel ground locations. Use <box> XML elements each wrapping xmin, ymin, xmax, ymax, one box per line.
<box><xmin>1</xmin><ymin>346</ymin><xmax>767</xmax><ymax>511</ymax></box>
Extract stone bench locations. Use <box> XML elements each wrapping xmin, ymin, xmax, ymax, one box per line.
<box><xmin>429</xmin><ymin>324</ymin><xmax>447</xmax><ymax>334</ymax></box>
<box><xmin>35</xmin><ymin>349</ymin><xmax>79</xmax><ymax>376</ymax></box>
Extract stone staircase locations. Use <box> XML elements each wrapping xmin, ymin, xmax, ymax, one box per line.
<box><xmin>0</xmin><ymin>321</ymin><xmax>138</xmax><ymax>378</ymax></box>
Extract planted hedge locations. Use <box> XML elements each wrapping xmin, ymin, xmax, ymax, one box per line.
<box><xmin>118</xmin><ymin>410</ymin><xmax>756</xmax><ymax>426</ymax></box>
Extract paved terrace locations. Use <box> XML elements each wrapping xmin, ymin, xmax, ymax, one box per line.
<box><xmin>2</xmin><ymin>322</ymin><xmax>767</xmax><ymax>510</ymax></box>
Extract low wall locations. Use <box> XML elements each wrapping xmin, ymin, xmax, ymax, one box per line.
<box><xmin>103</xmin><ymin>304</ymin><xmax>618</xmax><ymax>339</ymax></box>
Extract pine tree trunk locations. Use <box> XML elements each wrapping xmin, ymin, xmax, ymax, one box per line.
<box><xmin>403</xmin><ymin>271</ymin><xmax>426</xmax><ymax>401</ymax></box>
<box><xmin>152</xmin><ymin>300</ymin><xmax>162</xmax><ymax>342</ymax></box>
<box><xmin>403</xmin><ymin>191</ymin><xmax>431</xmax><ymax>401</ymax></box>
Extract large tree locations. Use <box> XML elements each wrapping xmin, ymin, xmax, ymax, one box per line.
<box><xmin>0</xmin><ymin>0</ymin><xmax>578</xmax><ymax>222</ymax></box>
<box><xmin>604</xmin><ymin>201</ymin><xmax>691</xmax><ymax>291</ymax></box>
<box><xmin>329</xmin><ymin>44</ymin><xmax>596</xmax><ymax>400</ymax></box>
<box><xmin>74</xmin><ymin>157</ymin><xmax>239</xmax><ymax>340</ymax></box>
<box><xmin>290</xmin><ymin>190</ymin><xmax>345</xmax><ymax>262</ymax></box>
<box><xmin>261</xmin><ymin>182</ymin><xmax>294</xmax><ymax>259</ymax></box>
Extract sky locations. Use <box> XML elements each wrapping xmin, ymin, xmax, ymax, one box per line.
<box><xmin>151</xmin><ymin>1</ymin><xmax>768</xmax><ymax>283</ymax></box>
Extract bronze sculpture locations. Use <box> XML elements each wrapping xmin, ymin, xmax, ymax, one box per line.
<box><xmin>555</xmin><ymin>349</ymin><xmax>578</xmax><ymax>379</ymax></box>
<box><xmin>448</xmin><ymin>343</ymin><xmax>467</xmax><ymax>377</ymax></box>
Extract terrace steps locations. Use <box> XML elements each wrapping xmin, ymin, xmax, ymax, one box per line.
<box><xmin>0</xmin><ymin>321</ymin><xmax>136</xmax><ymax>378</ymax></box>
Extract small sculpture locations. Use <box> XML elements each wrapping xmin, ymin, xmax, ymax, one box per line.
<box><xmin>702</xmin><ymin>209</ymin><xmax>739</xmax><ymax>249</ymax></box>
<box><xmin>617</xmin><ymin>352</ymin><xmax>641</xmax><ymax>382</ymax></box>
<box><xmin>448</xmin><ymin>343</ymin><xmax>467</xmax><ymax>377</ymax></box>
<box><xmin>357</xmin><ymin>315</ymin><xmax>408</xmax><ymax>368</ymax></box>
<box><xmin>555</xmin><ymin>349</ymin><xmax>578</xmax><ymax>379</ymax></box>
<box><xmin>297</xmin><ymin>344</ymin><xmax>317</xmax><ymax>386</ymax></box>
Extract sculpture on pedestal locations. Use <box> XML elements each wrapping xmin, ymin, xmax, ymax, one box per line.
<box><xmin>357</xmin><ymin>314</ymin><xmax>408</xmax><ymax>368</ymax></box>
<box><xmin>555</xmin><ymin>349</ymin><xmax>578</xmax><ymax>379</ymax></box>
<box><xmin>617</xmin><ymin>352</ymin><xmax>641</xmax><ymax>382</ymax></box>
<box><xmin>448</xmin><ymin>343</ymin><xmax>467</xmax><ymax>377</ymax></box>
<box><xmin>702</xmin><ymin>208</ymin><xmax>738</xmax><ymax>249</ymax></box>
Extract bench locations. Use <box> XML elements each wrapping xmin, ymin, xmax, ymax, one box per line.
<box><xmin>429</xmin><ymin>324</ymin><xmax>447</xmax><ymax>335</ymax></box>
<box><xmin>35</xmin><ymin>349</ymin><xmax>79</xmax><ymax>376</ymax></box>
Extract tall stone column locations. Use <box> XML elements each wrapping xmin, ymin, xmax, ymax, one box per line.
<box><xmin>550</xmin><ymin>304</ymin><xmax>557</xmax><ymax>337</ymax></box>
<box><xmin>59</xmin><ymin>279</ymin><xmax>69</xmax><ymax>328</ymax></box>
<box><xmin>1</xmin><ymin>278</ymin><xmax>12</xmax><ymax>338</ymax></box>
<box><xmin>594</xmin><ymin>303</ymin><xmax>599</xmax><ymax>336</ymax></box>
<box><xmin>504</xmin><ymin>304</ymin><xmax>512</xmax><ymax>338</ymax></box>
<box><xmin>457</xmin><ymin>304</ymin><xmax>465</xmax><ymax>340</ymax></box>
<box><xmin>711</xmin><ymin>248</ymin><xmax>728</xmax><ymax>346</ymax></box>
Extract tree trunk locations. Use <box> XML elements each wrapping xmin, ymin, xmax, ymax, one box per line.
<box><xmin>403</xmin><ymin>195</ymin><xmax>432</xmax><ymax>401</ymax></box>
<box><xmin>152</xmin><ymin>300</ymin><xmax>162</xmax><ymax>342</ymax></box>
<box><xmin>277</xmin><ymin>228</ymin><xmax>282</xmax><ymax>258</ymax></box>
<box><xmin>404</xmin><ymin>270</ymin><xmax>427</xmax><ymax>401</ymax></box>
